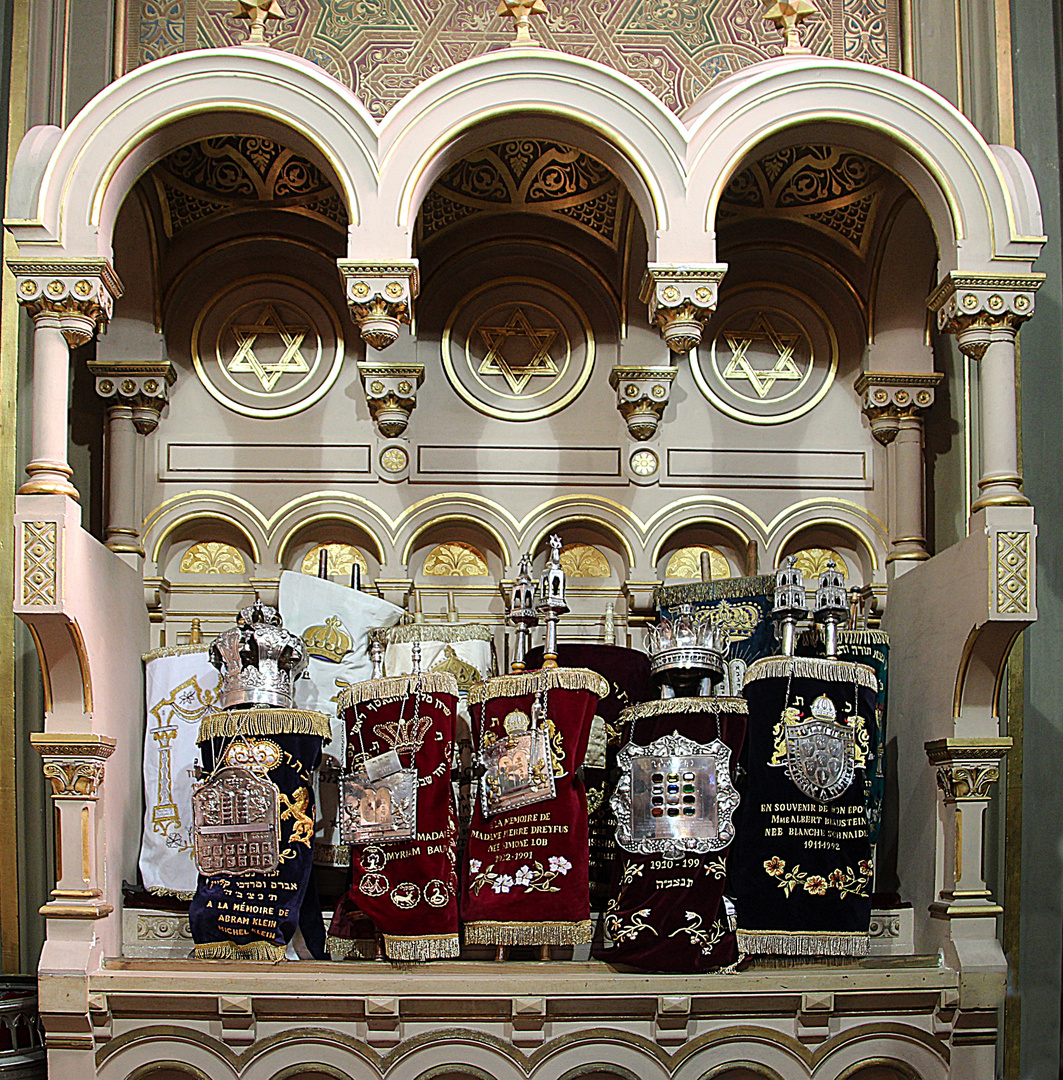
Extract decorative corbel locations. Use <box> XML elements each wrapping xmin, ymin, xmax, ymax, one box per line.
<box><xmin>89</xmin><ymin>360</ymin><xmax>176</xmax><ymax>434</ymax></box>
<box><xmin>358</xmin><ymin>362</ymin><xmax>424</xmax><ymax>437</ymax></box>
<box><xmin>925</xmin><ymin>737</ymin><xmax>1012</xmax><ymax>919</ymax></box>
<box><xmin>338</xmin><ymin>260</ymin><xmax>419</xmax><ymax>351</ymax></box>
<box><xmin>639</xmin><ymin>265</ymin><xmax>727</xmax><ymax>354</ymax></box>
<box><xmin>30</xmin><ymin>733</ymin><xmax>117</xmax><ymax>919</ymax></box>
<box><xmin>609</xmin><ymin>365</ymin><xmax>676</xmax><ymax>440</ymax></box>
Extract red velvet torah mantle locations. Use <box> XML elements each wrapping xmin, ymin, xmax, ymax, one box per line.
<box><xmin>461</xmin><ymin>667</ymin><xmax>608</xmax><ymax>946</ymax></box>
<box><xmin>327</xmin><ymin>672</ymin><xmax>460</xmax><ymax>962</ymax></box>
<box><xmin>597</xmin><ymin>696</ymin><xmax>748</xmax><ymax>972</ymax></box>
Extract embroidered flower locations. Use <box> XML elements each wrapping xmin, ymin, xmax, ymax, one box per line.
<box><xmin>469</xmin><ymin>859</ymin><xmax>482</xmax><ymax>873</ymax></box>
<box><xmin>829</xmin><ymin>869</ymin><xmax>846</xmax><ymax>888</ymax></box>
<box><xmin>549</xmin><ymin>855</ymin><xmax>572</xmax><ymax>875</ymax></box>
<box><xmin>514</xmin><ymin>865</ymin><xmax>535</xmax><ymax>887</ymax></box>
<box><xmin>859</xmin><ymin>859</ymin><xmax>873</xmax><ymax>875</ymax></box>
<box><xmin>491</xmin><ymin>874</ymin><xmax>514</xmax><ymax>894</ymax></box>
<box><xmin>803</xmin><ymin>875</ymin><xmax>828</xmax><ymax>896</ymax></box>
<box><xmin>764</xmin><ymin>856</ymin><xmax>786</xmax><ymax>877</ymax></box>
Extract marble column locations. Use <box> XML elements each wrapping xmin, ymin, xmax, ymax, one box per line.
<box><xmin>928</xmin><ymin>273</ymin><xmax>1043</xmax><ymax>513</ymax></box>
<box><xmin>11</xmin><ymin>261</ymin><xmax>123</xmax><ymax>501</ymax></box>
<box><xmin>856</xmin><ymin>372</ymin><xmax>943</xmax><ymax>572</ymax></box>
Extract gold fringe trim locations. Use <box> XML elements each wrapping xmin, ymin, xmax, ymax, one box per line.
<box><xmin>193</xmin><ymin>939</ymin><xmax>287</xmax><ymax>962</ymax></box>
<box><xmin>198</xmin><ymin>708</ymin><xmax>332</xmax><ymax>743</ymax></box>
<box><xmin>337</xmin><ymin>672</ymin><xmax>459</xmax><ymax>709</ymax></box>
<box><xmin>619</xmin><ymin>695</ymin><xmax>748</xmax><ymax>724</ymax></box>
<box><xmin>468</xmin><ymin>668</ymin><xmax>609</xmax><ymax>706</ymax></box>
<box><xmin>147</xmin><ymin>885</ymin><xmax>194</xmax><ymax>901</ymax></box>
<box><xmin>326</xmin><ymin>934</ymin><xmax>376</xmax><ymax>960</ymax></box>
<box><xmin>654</xmin><ymin>575</ymin><xmax>775</xmax><ymax>607</ymax></box>
<box><xmin>375</xmin><ymin>623</ymin><xmax>495</xmax><ymax>644</ymax></box>
<box><xmin>798</xmin><ymin>628</ymin><xmax>890</xmax><ymax>649</ymax></box>
<box><xmin>736</xmin><ymin>929</ymin><xmax>870</xmax><ymax>957</ymax></box>
<box><xmin>143</xmin><ymin>644</ymin><xmax>210</xmax><ymax>663</ymax></box>
<box><xmin>743</xmin><ymin>656</ymin><xmax>877</xmax><ymax>691</ymax></box>
<box><xmin>463</xmin><ymin>919</ymin><xmax>593</xmax><ymax>946</ymax></box>
<box><xmin>384</xmin><ymin>933</ymin><xmax>460</xmax><ymax>962</ymax></box>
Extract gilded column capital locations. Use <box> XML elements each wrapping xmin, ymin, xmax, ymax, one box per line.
<box><xmin>10</xmin><ymin>258</ymin><xmax>124</xmax><ymax>346</ymax></box>
<box><xmin>358</xmin><ymin>361</ymin><xmax>424</xmax><ymax>437</ymax></box>
<box><xmin>639</xmin><ymin>264</ymin><xmax>727</xmax><ymax>354</ymax></box>
<box><xmin>609</xmin><ymin>365</ymin><xmax>676</xmax><ymax>441</ymax></box>
<box><xmin>925</xmin><ymin>737</ymin><xmax>1011</xmax><ymax>802</ymax></box>
<box><xmin>338</xmin><ymin>260</ymin><xmax>419</xmax><ymax>351</ymax></box>
<box><xmin>927</xmin><ymin>272</ymin><xmax>1044</xmax><ymax>351</ymax></box>
<box><xmin>88</xmin><ymin>360</ymin><xmax>177</xmax><ymax>434</ymax></box>
<box><xmin>854</xmin><ymin>371</ymin><xmax>943</xmax><ymax>445</ymax></box>
<box><xmin>31</xmin><ymin>733</ymin><xmax>116</xmax><ymax>799</ymax></box>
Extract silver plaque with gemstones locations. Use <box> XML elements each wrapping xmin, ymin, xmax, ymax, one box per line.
<box><xmin>192</xmin><ymin>766</ymin><xmax>281</xmax><ymax>876</ymax></box>
<box><xmin>612</xmin><ymin>732</ymin><xmax>740</xmax><ymax>859</ymax></box>
<box><xmin>339</xmin><ymin>767</ymin><xmax>418</xmax><ymax>845</ymax></box>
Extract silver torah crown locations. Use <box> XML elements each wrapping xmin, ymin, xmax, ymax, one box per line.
<box><xmin>646</xmin><ymin>604</ymin><xmax>727</xmax><ymax>695</ymax></box>
<box><xmin>209</xmin><ymin>600</ymin><xmax>308</xmax><ymax>710</ymax></box>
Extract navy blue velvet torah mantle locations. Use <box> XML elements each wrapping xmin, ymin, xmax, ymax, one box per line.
<box><xmin>732</xmin><ymin>657</ymin><xmax>877</xmax><ymax>957</ymax></box>
<box><xmin>189</xmin><ymin>710</ymin><xmax>328</xmax><ymax>961</ymax></box>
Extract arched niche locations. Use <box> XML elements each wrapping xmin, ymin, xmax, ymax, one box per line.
<box><xmin>775</xmin><ymin>523</ymin><xmax>876</xmax><ymax>589</ymax></box>
<box><xmin>406</xmin><ymin>518</ymin><xmax>506</xmax><ymax>585</ymax></box>
<box><xmin>158</xmin><ymin>517</ymin><xmax>257</xmax><ymax>584</ymax></box>
<box><xmin>277</xmin><ymin>518</ymin><xmax>385</xmax><ymax>582</ymax></box>
<box><xmin>654</xmin><ymin>520</ymin><xmax>754</xmax><ymax>581</ymax></box>
<box><xmin>531</xmin><ymin>521</ymin><xmax>629</xmax><ymax>585</ymax></box>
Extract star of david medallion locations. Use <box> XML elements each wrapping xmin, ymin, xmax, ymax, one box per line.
<box><xmin>442</xmin><ymin>278</ymin><xmax>595</xmax><ymax>420</ymax></box>
<box><xmin>692</xmin><ymin>287</ymin><xmax>838</xmax><ymax>424</ymax></box>
<box><xmin>192</xmin><ymin>276</ymin><xmax>345</xmax><ymax>418</ymax></box>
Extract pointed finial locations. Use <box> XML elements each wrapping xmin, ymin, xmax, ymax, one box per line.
<box><xmin>763</xmin><ymin>0</ymin><xmax>818</xmax><ymax>54</ymax></box>
<box><xmin>189</xmin><ymin>618</ymin><xmax>202</xmax><ymax>646</ymax></box>
<box><xmin>234</xmin><ymin>0</ymin><xmax>284</xmax><ymax>47</ymax></box>
<box><xmin>603</xmin><ymin>602</ymin><xmax>616</xmax><ymax>646</ymax></box>
<box><xmin>497</xmin><ymin>0</ymin><xmax>547</xmax><ymax>48</ymax></box>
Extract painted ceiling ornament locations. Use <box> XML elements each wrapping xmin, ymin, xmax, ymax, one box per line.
<box><xmin>233</xmin><ymin>0</ymin><xmax>284</xmax><ymax>47</ymax></box>
<box><xmin>497</xmin><ymin>0</ymin><xmax>548</xmax><ymax>48</ymax></box>
<box><xmin>763</xmin><ymin>0</ymin><xmax>819</xmax><ymax>54</ymax></box>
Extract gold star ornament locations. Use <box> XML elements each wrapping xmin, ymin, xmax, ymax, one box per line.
<box><xmin>234</xmin><ymin>0</ymin><xmax>284</xmax><ymax>46</ymax></box>
<box><xmin>227</xmin><ymin>303</ymin><xmax>309</xmax><ymax>392</ymax></box>
<box><xmin>498</xmin><ymin>0</ymin><xmax>548</xmax><ymax>48</ymax></box>
<box><xmin>721</xmin><ymin>311</ymin><xmax>804</xmax><ymax>399</ymax></box>
<box><xmin>763</xmin><ymin>0</ymin><xmax>819</xmax><ymax>54</ymax></box>
<box><xmin>477</xmin><ymin>307</ymin><xmax>559</xmax><ymax>394</ymax></box>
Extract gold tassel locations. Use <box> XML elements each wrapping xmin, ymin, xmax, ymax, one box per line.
<box><xmin>619</xmin><ymin>695</ymin><xmax>748</xmax><ymax>723</ymax></box>
<box><xmin>326</xmin><ymin>934</ymin><xmax>376</xmax><ymax>960</ymax></box>
<box><xmin>743</xmin><ymin>656</ymin><xmax>877</xmax><ymax>691</ymax></box>
<box><xmin>337</xmin><ymin>672</ymin><xmax>460</xmax><ymax>710</ymax></box>
<box><xmin>376</xmin><ymin>623</ymin><xmax>495</xmax><ymax>644</ymax></box>
<box><xmin>463</xmin><ymin>919</ymin><xmax>593</xmax><ymax>946</ymax></box>
<box><xmin>736</xmin><ymin>929</ymin><xmax>870</xmax><ymax>957</ymax></box>
<box><xmin>193</xmin><ymin>939</ymin><xmax>287</xmax><ymax>962</ymax></box>
<box><xmin>384</xmin><ymin>933</ymin><xmax>461</xmax><ymax>961</ymax></box>
<box><xmin>654</xmin><ymin>575</ymin><xmax>776</xmax><ymax>607</ymax></box>
<box><xmin>142</xmin><ymin>643</ymin><xmax>210</xmax><ymax>663</ymax></box>
<box><xmin>798</xmin><ymin>628</ymin><xmax>890</xmax><ymax>650</ymax></box>
<box><xmin>198</xmin><ymin>707</ymin><xmax>332</xmax><ymax>743</ymax></box>
<box><xmin>467</xmin><ymin>668</ymin><xmax>609</xmax><ymax>706</ymax></box>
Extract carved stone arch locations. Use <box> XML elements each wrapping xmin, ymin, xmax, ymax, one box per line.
<box><xmin>683</xmin><ymin>57</ymin><xmax>1043</xmax><ymax>274</ymax></box>
<box><xmin>526</xmin><ymin>515</ymin><xmax>636</xmax><ymax>580</ymax></box>
<box><xmin>769</xmin><ymin>502</ymin><xmax>888</xmax><ymax>586</ymax></box>
<box><xmin>393</xmin><ymin>495</ymin><xmax>518</xmax><ymax>577</ymax></box>
<box><xmin>8</xmin><ymin>47</ymin><xmax>377</xmax><ymax>261</ymax></box>
<box><xmin>700</xmin><ymin>1066</ymin><xmax>785</xmax><ymax>1080</ymax></box>
<box><xmin>94</xmin><ymin>1028</ymin><xmax>241</xmax><ymax>1080</ymax></box>
<box><xmin>379</xmin><ymin>50</ymin><xmax>687</xmax><ymax>258</ymax></box>
<box><xmin>651</xmin><ymin>516</ymin><xmax>758</xmax><ymax>581</ymax></box>
<box><xmin>267</xmin><ymin>493</ymin><xmax>393</xmax><ymax>569</ymax></box>
<box><xmin>142</xmin><ymin>494</ymin><xmax>266</xmax><ymax>575</ymax></box>
<box><xmin>275</xmin><ymin>514</ymin><xmax>387</xmax><ymax>579</ymax></box>
<box><xmin>646</xmin><ymin>499</ymin><xmax>768</xmax><ymax>578</ymax></box>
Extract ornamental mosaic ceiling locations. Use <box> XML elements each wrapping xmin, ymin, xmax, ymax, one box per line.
<box><xmin>123</xmin><ymin>0</ymin><xmax>900</xmax><ymax>118</ymax></box>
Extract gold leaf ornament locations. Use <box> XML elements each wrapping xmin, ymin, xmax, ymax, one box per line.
<box><xmin>180</xmin><ymin>541</ymin><xmax>247</xmax><ymax>575</ymax></box>
<box><xmin>559</xmin><ymin>542</ymin><xmax>610</xmax><ymax>578</ymax></box>
<box><xmin>422</xmin><ymin>541</ymin><xmax>490</xmax><ymax>577</ymax></box>
<box><xmin>664</xmin><ymin>545</ymin><xmax>731</xmax><ymax>581</ymax></box>
<box><xmin>301</xmin><ymin>542</ymin><xmax>368</xmax><ymax>577</ymax></box>
<box><xmin>789</xmin><ymin>547</ymin><xmax>849</xmax><ymax>582</ymax></box>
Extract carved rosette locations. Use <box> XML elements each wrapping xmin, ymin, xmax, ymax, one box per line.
<box><xmin>338</xmin><ymin>260</ymin><xmax>420</xmax><ymax>351</ymax></box>
<box><xmin>639</xmin><ymin>265</ymin><xmax>726</xmax><ymax>354</ymax></box>
<box><xmin>608</xmin><ymin>365</ymin><xmax>677</xmax><ymax>440</ymax></box>
<box><xmin>854</xmin><ymin>372</ymin><xmax>943</xmax><ymax>445</ymax></box>
<box><xmin>11</xmin><ymin>259</ymin><xmax>124</xmax><ymax>345</ymax></box>
<box><xmin>358</xmin><ymin>362</ymin><xmax>425</xmax><ymax>437</ymax></box>
<box><xmin>927</xmin><ymin>273</ymin><xmax>1043</xmax><ymax>347</ymax></box>
<box><xmin>88</xmin><ymin>361</ymin><xmax>177</xmax><ymax>434</ymax></box>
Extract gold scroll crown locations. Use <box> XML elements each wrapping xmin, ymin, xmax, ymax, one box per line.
<box><xmin>430</xmin><ymin>644</ymin><xmax>481</xmax><ymax>692</ymax></box>
<box><xmin>302</xmin><ymin>615</ymin><xmax>353</xmax><ymax>664</ymax></box>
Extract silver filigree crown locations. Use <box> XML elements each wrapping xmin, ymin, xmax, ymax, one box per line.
<box><xmin>209</xmin><ymin>600</ymin><xmax>308</xmax><ymax>710</ymax></box>
<box><xmin>646</xmin><ymin>604</ymin><xmax>728</xmax><ymax>690</ymax></box>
